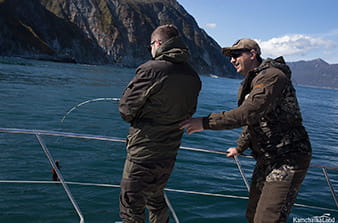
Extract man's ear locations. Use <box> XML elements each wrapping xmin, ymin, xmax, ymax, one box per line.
<box><xmin>249</xmin><ymin>49</ymin><xmax>257</xmax><ymax>60</ymax></box>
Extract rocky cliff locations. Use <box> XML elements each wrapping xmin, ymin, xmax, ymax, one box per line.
<box><xmin>0</xmin><ymin>0</ymin><xmax>237</xmax><ymax>77</ymax></box>
<box><xmin>0</xmin><ymin>0</ymin><xmax>108</xmax><ymax>63</ymax></box>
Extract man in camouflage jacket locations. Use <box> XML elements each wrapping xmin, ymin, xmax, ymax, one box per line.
<box><xmin>119</xmin><ymin>24</ymin><xmax>201</xmax><ymax>223</ymax></box>
<box><xmin>180</xmin><ymin>38</ymin><xmax>311</xmax><ymax>223</ymax></box>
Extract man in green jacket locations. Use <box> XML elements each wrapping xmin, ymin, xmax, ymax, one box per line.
<box><xmin>180</xmin><ymin>38</ymin><xmax>311</xmax><ymax>223</ymax></box>
<box><xmin>119</xmin><ymin>24</ymin><xmax>201</xmax><ymax>223</ymax></box>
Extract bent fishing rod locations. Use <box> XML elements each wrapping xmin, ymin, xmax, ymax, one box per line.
<box><xmin>61</xmin><ymin>97</ymin><xmax>120</xmax><ymax>122</ymax></box>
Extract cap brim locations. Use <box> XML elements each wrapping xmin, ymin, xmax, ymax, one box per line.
<box><xmin>222</xmin><ymin>47</ymin><xmax>234</xmax><ymax>56</ymax></box>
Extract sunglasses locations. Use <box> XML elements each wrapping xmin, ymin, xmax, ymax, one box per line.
<box><xmin>230</xmin><ymin>49</ymin><xmax>251</xmax><ymax>59</ymax></box>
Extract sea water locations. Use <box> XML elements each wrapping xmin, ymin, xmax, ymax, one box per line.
<box><xmin>0</xmin><ymin>57</ymin><xmax>337</xmax><ymax>223</ymax></box>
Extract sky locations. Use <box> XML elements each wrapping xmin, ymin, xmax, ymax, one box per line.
<box><xmin>177</xmin><ymin>0</ymin><xmax>338</xmax><ymax>64</ymax></box>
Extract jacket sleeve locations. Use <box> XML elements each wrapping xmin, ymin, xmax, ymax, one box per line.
<box><xmin>119</xmin><ymin>66</ymin><xmax>155</xmax><ymax>123</ymax></box>
<box><xmin>236</xmin><ymin>126</ymin><xmax>251</xmax><ymax>153</ymax></box>
<box><xmin>203</xmin><ymin>69</ymin><xmax>288</xmax><ymax>130</ymax></box>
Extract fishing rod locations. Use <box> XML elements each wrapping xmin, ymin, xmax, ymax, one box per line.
<box><xmin>61</xmin><ymin>97</ymin><xmax>120</xmax><ymax>123</ymax></box>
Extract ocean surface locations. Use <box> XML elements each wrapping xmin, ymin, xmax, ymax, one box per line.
<box><xmin>0</xmin><ymin>57</ymin><xmax>337</xmax><ymax>223</ymax></box>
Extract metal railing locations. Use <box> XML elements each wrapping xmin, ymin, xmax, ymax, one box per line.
<box><xmin>0</xmin><ymin>127</ymin><xmax>337</xmax><ymax>223</ymax></box>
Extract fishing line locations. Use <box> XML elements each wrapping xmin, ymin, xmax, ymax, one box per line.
<box><xmin>61</xmin><ymin>97</ymin><xmax>120</xmax><ymax>122</ymax></box>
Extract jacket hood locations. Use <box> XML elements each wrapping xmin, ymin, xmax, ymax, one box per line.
<box><xmin>154</xmin><ymin>36</ymin><xmax>189</xmax><ymax>63</ymax></box>
<box><xmin>256</xmin><ymin>56</ymin><xmax>292</xmax><ymax>79</ymax></box>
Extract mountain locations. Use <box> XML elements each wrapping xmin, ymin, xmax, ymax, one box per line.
<box><xmin>287</xmin><ymin>59</ymin><xmax>338</xmax><ymax>89</ymax></box>
<box><xmin>0</xmin><ymin>0</ymin><xmax>237</xmax><ymax>77</ymax></box>
<box><xmin>0</xmin><ymin>0</ymin><xmax>108</xmax><ymax>64</ymax></box>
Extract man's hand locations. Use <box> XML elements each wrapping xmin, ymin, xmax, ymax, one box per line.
<box><xmin>179</xmin><ymin>117</ymin><xmax>204</xmax><ymax>135</ymax></box>
<box><xmin>226</xmin><ymin>147</ymin><xmax>240</xmax><ymax>158</ymax></box>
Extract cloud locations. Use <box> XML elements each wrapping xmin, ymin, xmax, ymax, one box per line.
<box><xmin>256</xmin><ymin>34</ymin><xmax>337</xmax><ymax>57</ymax></box>
<box><xmin>321</xmin><ymin>29</ymin><xmax>338</xmax><ymax>38</ymax></box>
<box><xmin>205</xmin><ymin>23</ymin><xmax>217</xmax><ymax>29</ymax></box>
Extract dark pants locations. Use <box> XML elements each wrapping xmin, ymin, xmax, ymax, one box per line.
<box><xmin>246</xmin><ymin>158</ymin><xmax>310</xmax><ymax>223</ymax></box>
<box><xmin>119</xmin><ymin>157</ymin><xmax>175</xmax><ymax>223</ymax></box>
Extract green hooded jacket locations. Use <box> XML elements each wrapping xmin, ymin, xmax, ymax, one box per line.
<box><xmin>119</xmin><ymin>36</ymin><xmax>201</xmax><ymax>161</ymax></box>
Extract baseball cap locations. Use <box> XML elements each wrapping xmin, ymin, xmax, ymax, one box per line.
<box><xmin>222</xmin><ymin>38</ymin><xmax>261</xmax><ymax>56</ymax></box>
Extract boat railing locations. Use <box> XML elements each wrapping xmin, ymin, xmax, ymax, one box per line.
<box><xmin>0</xmin><ymin>127</ymin><xmax>337</xmax><ymax>223</ymax></box>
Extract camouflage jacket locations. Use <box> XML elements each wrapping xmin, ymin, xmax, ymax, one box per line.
<box><xmin>203</xmin><ymin>57</ymin><xmax>311</xmax><ymax>161</ymax></box>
